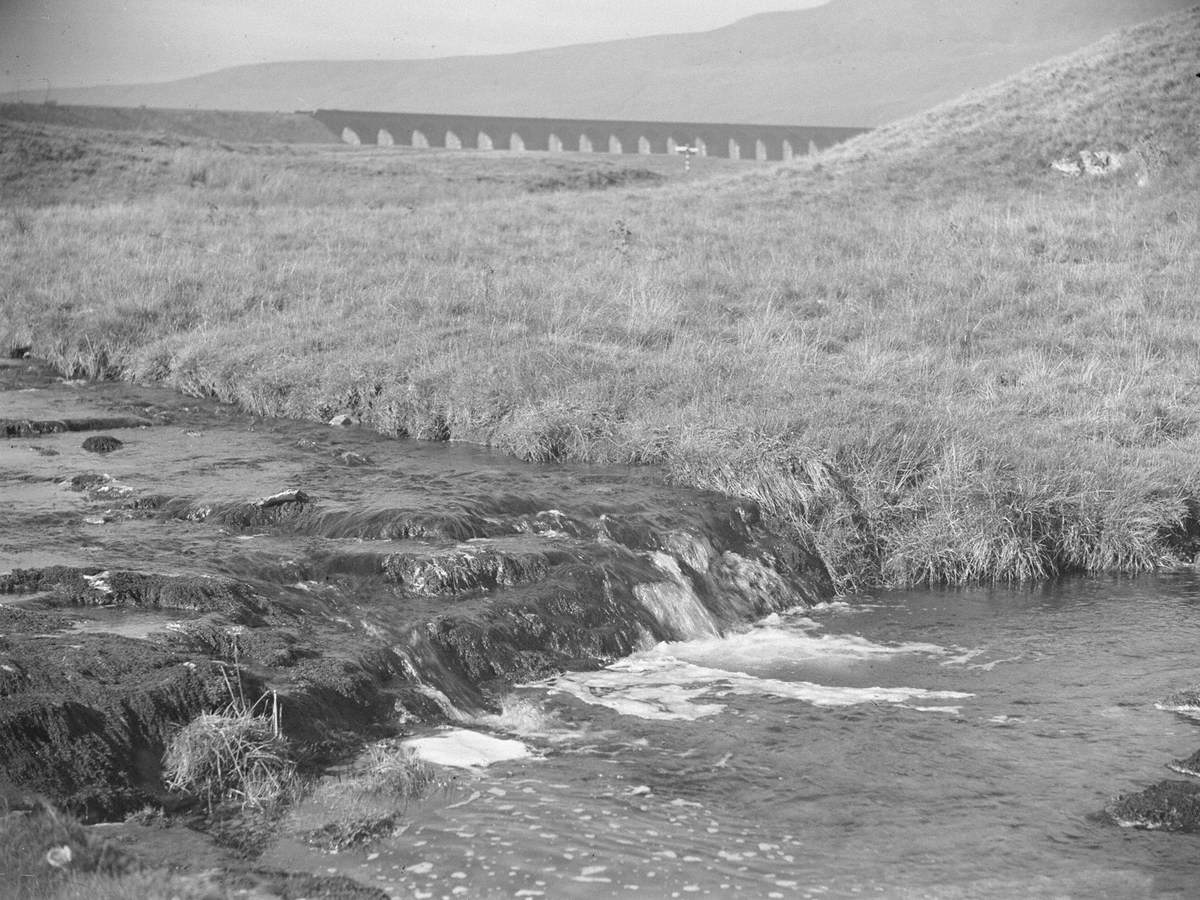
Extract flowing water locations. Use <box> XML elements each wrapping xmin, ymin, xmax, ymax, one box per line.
<box><xmin>4</xmin><ymin>357</ymin><xmax>1200</xmax><ymax>897</ymax></box>
<box><xmin>267</xmin><ymin>577</ymin><xmax>1200</xmax><ymax>899</ymax></box>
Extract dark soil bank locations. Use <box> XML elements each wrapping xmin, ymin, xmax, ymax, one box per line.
<box><xmin>0</xmin><ymin>356</ymin><xmax>830</xmax><ymax>858</ymax></box>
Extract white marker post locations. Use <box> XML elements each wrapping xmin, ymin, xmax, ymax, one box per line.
<box><xmin>675</xmin><ymin>145</ymin><xmax>699</xmax><ymax>172</ymax></box>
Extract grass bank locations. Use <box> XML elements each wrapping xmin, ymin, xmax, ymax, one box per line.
<box><xmin>3</xmin><ymin>9</ymin><xmax>1198</xmax><ymax>591</ymax></box>
<box><xmin>0</xmin><ymin>102</ymin><xmax>337</xmax><ymax>145</ymax></box>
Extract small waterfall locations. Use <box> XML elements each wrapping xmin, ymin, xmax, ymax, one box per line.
<box><xmin>634</xmin><ymin>551</ymin><xmax>721</xmax><ymax>640</ymax></box>
<box><xmin>396</xmin><ymin>631</ymin><xmax>492</xmax><ymax>723</ymax></box>
<box><xmin>660</xmin><ymin>531</ymin><xmax>716</xmax><ymax>573</ymax></box>
<box><xmin>631</xmin><ymin>532</ymin><xmax>818</xmax><ymax>644</ymax></box>
<box><xmin>389</xmin><ymin>522</ymin><xmax>830</xmax><ymax>722</ymax></box>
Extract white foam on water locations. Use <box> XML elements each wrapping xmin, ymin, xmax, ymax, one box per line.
<box><xmin>807</xmin><ymin>600</ymin><xmax>857</xmax><ymax>613</ymax></box>
<box><xmin>940</xmin><ymin>647</ymin><xmax>987</xmax><ymax>667</ymax></box>
<box><xmin>1155</xmin><ymin>699</ymin><xmax>1200</xmax><ymax>719</ymax></box>
<box><xmin>82</xmin><ymin>571</ymin><xmax>112</xmax><ymax>596</ymax></box>
<box><xmin>546</xmin><ymin>664</ymin><xmax>726</xmax><ymax>721</ymax></box>
<box><xmin>444</xmin><ymin>790</ymin><xmax>482</xmax><ymax>810</ymax></box>
<box><xmin>1168</xmin><ymin>760</ymin><xmax>1200</xmax><ymax>777</ymax></box>
<box><xmin>471</xmin><ymin>696</ymin><xmax>594</xmax><ymax>745</ymax></box>
<box><xmin>940</xmin><ymin>647</ymin><xmax>1019</xmax><ymax>671</ymax></box>
<box><xmin>648</xmin><ymin>620</ymin><xmax>949</xmax><ymax>675</ymax></box>
<box><xmin>988</xmin><ymin>715</ymin><xmax>1027</xmax><ymax>725</ymax></box>
<box><xmin>545</xmin><ymin>655</ymin><xmax>971</xmax><ymax>721</ymax></box>
<box><xmin>403</xmin><ymin>728</ymin><xmax>534</xmax><ymax>769</ymax></box>
<box><xmin>473</xmin><ymin>697</ymin><xmax>555</xmax><ymax>734</ymax></box>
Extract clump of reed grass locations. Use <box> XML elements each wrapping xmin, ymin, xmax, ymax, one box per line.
<box><xmin>162</xmin><ymin>673</ymin><xmax>295</xmax><ymax>812</ymax></box>
<box><xmin>287</xmin><ymin>740</ymin><xmax>440</xmax><ymax>852</ymax></box>
<box><xmin>353</xmin><ymin>741</ymin><xmax>437</xmax><ymax>800</ymax></box>
<box><xmin>845</xmin><ymin>444</ymin><xmax>1184</xmax><ymax>587</ymax></box>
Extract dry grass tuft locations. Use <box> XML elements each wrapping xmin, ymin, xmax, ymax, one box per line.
<box><xmin>353</xmin><ymin>741</ymin><xmax>438</xmax><ymax>800</ymax></box>
<box><xmin>162</xmin><ymin>683</ymin><xmax>295</xmax><ymax>813</ymax></box>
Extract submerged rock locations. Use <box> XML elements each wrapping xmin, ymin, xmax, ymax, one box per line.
<box><xmin>82</xmin><ymin>434</ymin><xmax>123</xmax><ymax>453</ymax></box>
<box><xmin>257</xmin><ymin>489</ymin><xmax>309</xmax><ymax>509</ymax></box>
<box><xmin>336</xmin><ymin>449</ymin><xmax>373</xmax><ymax>466</ymax></box>
<box><xmin>0</xmin><ymin>565</ymin><xmax>103</xmax><ymax>594</ymax></box>
<box><xmin>281</xmin><ymin>656</ymin><xmax>399</xmax><ymax>742</ymax></box>
<box><xmin>223</xmin><ymin>869</ymin><xmax>388</xmax><ymax>900</ymax></box>
<box><xmin>164</xmin><ymin>489</ymin><xmax>312</xmax><ymax>529</ymax></box>
<box><xmin>67</xmin><ymin>471</ymin><xmax>135</xmax><ymax>502</ymax></box>
<box><xmin>301</xmin><ymin>812</ymin><xmax>402</xmax><ymax>852</ymax></box>
<box><xmin>162</xmin><ymin>620</ymin><xmax>302</xmax><ymax>668</ymax></box>
<box><xmin>1169</xmin><ymin>749</ymin><xmax>1200</xmax><ymax>778</ymax></box>
<box><xmin>2</xmin><ymin>414</ymin><xmax>151</xmax><ymax>437</ymax></box>
<box><xmin>68</xmin><ymin>472</ymin><xmax>112</xmax><ymax>491</ymax></box>
<box><xmin>383</xmin><ymin>545</ymin><xmax>554</xmax><ymax>595</ymax></box>
<box><xmin>1157</xmin><ymin>685</ymin><xmax>1200</xmax><ymax>717</ymax></box>
<box><xmin>1105</xmin><ymin>780</ymin><xmax>1200</xmax><ymax>832</ymax></box>
<box><xmin>8</xmin><ymin>567</ymin><xmax>266</xmax><ymax>618</ymax></box>
<box><xmin>0</xmin><ymin>605</ymin><xmax>72</xmax><ymax>637</ymax></box>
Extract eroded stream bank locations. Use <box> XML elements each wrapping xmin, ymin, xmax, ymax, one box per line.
<box><xmin>4</xmin><ymin>355</ymin><xmax>1200</xmax><ymax>899</ymax></box>
<box><xmin>0</xmin><ymin>355</ymin><xmax>827</xmax><ymax>814</ymax></box>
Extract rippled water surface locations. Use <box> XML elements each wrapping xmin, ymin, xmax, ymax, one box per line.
<box><xmin>267</xmin><ymin>577</ymin><xmax>1200</xmax><ymax>899</ymax></box>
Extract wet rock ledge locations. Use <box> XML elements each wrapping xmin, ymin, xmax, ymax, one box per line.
<box><xmin>1104</xmin><ymin>686</ymin><xmax>1200</xmax><ymax>833</ymax></box>
<box><xmin>0</xmin><ymin>356</ymin><xmax>833</xmax><ymax>827</ymax></box>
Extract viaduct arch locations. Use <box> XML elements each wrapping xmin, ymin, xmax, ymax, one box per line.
<box><xmin>311</xmin><ymin>110</ymin><xmax>868</xmax><ymax>161</ymax></box>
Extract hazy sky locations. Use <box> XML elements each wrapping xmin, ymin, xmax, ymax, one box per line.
<box><xmin>0</xmin><ymin>0</ymin><xmax>831</xmax><ymax>96</ymax></box>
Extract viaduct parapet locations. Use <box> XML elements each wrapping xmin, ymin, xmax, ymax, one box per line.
<box><xmin>311</xmin><ymin>109</ymin><xmax>868</xmax><ymax>161</ymax></box>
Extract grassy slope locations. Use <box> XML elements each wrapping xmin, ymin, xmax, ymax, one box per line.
<box><xmin>0</xmin><ymin>103</ymin><xmax>336</xmax><ymax>144</ymax></box>
<box><xmin>2</xmin><ymin>9</ymin><xmax>1198</xmax><ymax>591</ymax></box>
<box><xmin>0</xmin><ymin>119</ymin><xmax>734</xmax><ymax>207</ymax></box>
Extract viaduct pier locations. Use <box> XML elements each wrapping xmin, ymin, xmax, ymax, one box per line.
<box><xmin>311</xmin><ymin>109</ymin><xmax>868</xmax><ymax>161</ymax></box>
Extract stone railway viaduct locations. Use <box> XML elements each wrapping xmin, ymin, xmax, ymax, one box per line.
<box><xmin>312</xmin><ymin>109</ymin><xmax>868</xmax><ymax>161</ymax></box>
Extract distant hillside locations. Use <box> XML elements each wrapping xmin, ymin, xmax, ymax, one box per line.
<box><xmin>0</xmin><ymin>103</ymin><xmax>334</xmax><ymax>144</ymax></box>
<box><xmin>4</xmin><ymin>0</ymin><xmax>1191</xmax><ymax>127</ymax></box>
<box><xmin>803</xmin><ymin>5</ymin><xmax>1200</xmax><ymax>180</ymax></box>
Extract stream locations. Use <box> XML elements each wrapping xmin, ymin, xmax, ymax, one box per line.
<box><xmin>3</xmin><ymin>356</ymin><xmax>1199</xmax><ymax>898</ymax></box>
<box><xmin>261</xmin><ymin>577</ymin><xmax>1200</xmax><ymax>899</ymax></box>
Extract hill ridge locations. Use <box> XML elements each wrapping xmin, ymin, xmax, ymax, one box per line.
<box><xmin>4</xmin><ymin>0</ymin><xmax>1190</xmax><ymax>126</ymax></box>
<box><xmin>804</xmin><ymin>4</ymin><xmax>1200</xmax><ymax>177</ymax></box>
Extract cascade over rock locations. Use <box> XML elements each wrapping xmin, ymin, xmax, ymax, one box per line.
<box><xmin>0</xmin><ymin>356</ymin><xmax>832</xmax><ymax>818</ymax></box>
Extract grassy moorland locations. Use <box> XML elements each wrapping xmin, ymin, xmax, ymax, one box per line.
<box><xmin>0</xmin><ymin>102</ymin><xmax>336</xmax><ymax>145</ymax></box>
<box><xmin>2</xmin><ymin>9</ymin><xmax>1198</xmax><ymax>592</ymax></box>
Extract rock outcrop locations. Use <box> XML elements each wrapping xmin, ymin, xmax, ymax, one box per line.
<box><xmin>1050</xmin><ymin>149</ymin><xmax>1126</xmax><ymax>177</ymax></box>
<box><xmin>1105</xmin><ymin>780</ymin><xmax>1200</xmax><ymax>832</ymax></box>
